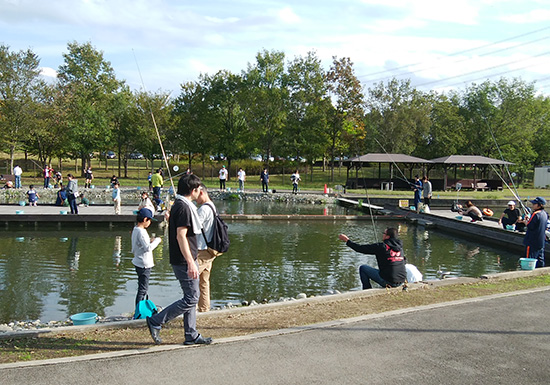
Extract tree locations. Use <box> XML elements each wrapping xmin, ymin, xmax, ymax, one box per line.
<box><xmin>0</xmin><ymin>45</ymin><xmax>43</xmax><ymax>171</ymax></box>
<box><xmin>242</xmin><ymin>50</ymin><xmax>288</xmax><ymax>162</ymax></box>
<box><xmin>109</xmin><ymin>86</ymin><xmax>136</xmax><ymax>177</ymax></box>
<box><xmin>285</xmin><ymin>51</ymin><xmax>331</xmax><ymax>177</ymax></box>
<box><xmin>365</xmin><ymin>78</ymin><xmax>431</xmax><ymax>155</ymax></box>
<box><xmin>57</xmin><ymin>41</ymin><xmax>123</xmax><ymax>174</ymax></box>
<box><xmin>326</xmin><ymin>56</ymin><xmax>365</xmax><ymax>180</ymax></box>
<box><xmin>171</xmin><ymin>79</ymin><xmax>211</xmax><ymax>170</ymax></box>
<box><xmin>532</xmin><ymin>96</ymin><xmax>550</xmax><ymax>166</ymax></box>
<box><xmin>133</xmin><ymin>89</ymin><xmax>173</xmax><ymax>173</ymax></box>
<box><xmin>458</xmin><ymin>78</ymin><xmax>539</xmax><ymax>182</ymax></box>
<box><xmin>414</xmin><ymin>91</ymin><xmax>466</xmax><ymax>160</ymax></box>
<box><xmin>23</xmin><ymin>82</ymin><xmax>69</xmax><ymax>168</ymax></box>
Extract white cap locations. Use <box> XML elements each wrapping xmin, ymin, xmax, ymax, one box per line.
<box><xmin>507</xmin><ymin>201</ymin><xmax>516</xmax><ymax>206</ymax></box>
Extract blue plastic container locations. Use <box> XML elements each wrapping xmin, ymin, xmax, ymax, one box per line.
<box><xmin>455</xmin><ymin>215</ymin><xmax>463</xmax><ymax>220</ymax></box>
<box><xmin>70</xmin><ymin>312</ymin><xmax>98</xmax><ymax>325</ymax></box>
<box><xmin>519</xmin><ymin>258</ymin><xmax>537</xmax><ymax>270</ymax></box>
<box><xmin>18</xmin><ymin>201</ymin><xmax>26</xmax><ymax>206</ymax></box>
<box><xmin>15</xmin><ymin>210</ymin><xmax>24</xmax><ymax>215</ymax></box>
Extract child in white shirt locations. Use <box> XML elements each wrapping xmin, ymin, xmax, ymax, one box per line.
<box><xmin>131</xmin><ymin>208</ymin><xmax>161</xmax><ymax>305</ymax></box>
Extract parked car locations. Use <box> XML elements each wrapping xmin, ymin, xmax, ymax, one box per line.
<box><xmin>106</xmin><ymin>151</ymin><xmax>116</xmax><ymax>159</ymax></box>
<box><xmin>129</xmin><ymin>152</ymin><xmax>144</xmax><ymax>159</ymax></box>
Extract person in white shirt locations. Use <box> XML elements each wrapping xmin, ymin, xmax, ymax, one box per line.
<box><xmin>112</xmin><ymin>182</ymin><xmax>121</xmax><ymax>215</ymax></box>
<box><xmin>291</xmin><ymin>170</ymin><xmax>301</xmax><ymax>194</ymax></box>
<box><xmin>219</xmin><ymin>165</ymin><xmax>228</xmax><ymax>191</ymax></box>
<box><xmin>196</xmin><ymin>184</ymin><xmax>221</xmax><ymax>312</ymax></box>
<box><xmin>13</xmin><ymin>165</ymin><xmax>22</xmax><ymax>189</ymax></box>
<box><xmin>237</xmin><ymin>168</ymin><xmax>246</xmax><ymax>191</ymax></box>
<box><xmin>138</xmin><ymin>191</ymin><xmax>156</xmax><ymax>213</ymax></box>
<box><xmin>131</xmin><ymin>208</ymin><xmax>161</xmax><ymax>305</ymax></box>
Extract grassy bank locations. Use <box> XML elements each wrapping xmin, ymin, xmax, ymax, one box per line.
<box><xmin>1</xmin><ymin>274</ymin><xmax>549</xmax><ymax>364</ymax></box>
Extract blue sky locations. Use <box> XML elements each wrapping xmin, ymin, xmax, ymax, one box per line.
<box><xmin>1</xmin><ymin>0</ymin><xmax>550</xmax><ymax>95</ymax></box>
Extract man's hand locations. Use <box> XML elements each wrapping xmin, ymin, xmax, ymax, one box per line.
<box><xmin>187</xmin><ymin>262</ymin><xmax>199</xmax><ymax>279</ymax></box>
<box><xmin>338</xmin><ymin>234</ymin><xmax>349</xmax><ymax>242</ymax></box>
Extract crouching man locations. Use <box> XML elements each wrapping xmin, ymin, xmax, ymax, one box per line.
<box><xmin>339</xmin><ymin>228</ymin><xmax>406</xmax><ymax>289</ymax></box>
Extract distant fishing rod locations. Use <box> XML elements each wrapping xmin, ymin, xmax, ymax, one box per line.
<box><xmin>132</xmin><ymin>49</ymin><xmax>175</xmax><ymax>194</ymax></box>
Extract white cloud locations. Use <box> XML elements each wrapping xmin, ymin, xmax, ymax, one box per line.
<box><xmin>359</xmin><ymin>0</ymin><xmax>480</xmax><ymax>27</ymax></box>
<box><xmin>39</xmin><ymin>67</ymin><xmax>57</xmax><ymax>78</ymax></box>
<box><xmin>277</xmin><ymin>6</ymin><xmax>300</xmax><ymax>24</ymax></box>
<box><xmin>501</xmin><ymin>9</ymin><xmax>550</xmax><ymax>24</ymax></box>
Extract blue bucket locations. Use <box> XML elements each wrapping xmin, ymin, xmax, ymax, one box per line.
<box><xmin>18</xmin><ymin>201</ymin><xmax>26</xmax><ymax>206</ymax></box>
<box><xmin>519</xmin><ymin>258</ymin><xmax>537</xmax><ymax>271</ymax></box>
<box><xmin>70</xmin><ymin>312</ymin><xmax>98</xmax><ymax>325</ymax></box>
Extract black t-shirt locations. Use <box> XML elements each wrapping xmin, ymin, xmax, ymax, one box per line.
<box><xmin>504</xmin><ymin>208</ymin><xmax>520</xmax><ymax>223</ymax></box>
<box><xmin>169</xmin><ymin>199</ymin><xmax>198</xmax><ymax>265</ymax></box>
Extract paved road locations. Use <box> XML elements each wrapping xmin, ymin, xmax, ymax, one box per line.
<box><xmin>2</xmin><ymin>287</ymin><xmax>550</xmax><ymax>385</ymax></box>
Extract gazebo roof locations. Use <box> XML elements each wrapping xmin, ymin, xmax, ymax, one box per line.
<box><xmin>430</xmin><ymin>155</ymin><xmax>513</xmax><ymax>165</ymax></box>
<box><xmin>347</xmin><ymin>153</ymin><xmax>432</xmax><ymax>164</ymax></box>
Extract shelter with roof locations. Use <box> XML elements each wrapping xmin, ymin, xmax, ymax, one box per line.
<box><xmin>344</xmin><ymin>153</ymin><xmax>512</xmax><ymax>191</ymax></box>
<box><xmin>429</xmin><ymin>155</ymin><xmax>513</xmax><ymax>191</ymax></box>
<box><xmin>344</xmin><ymin>153</ymin><xmax>432</xmax><ymax>190</ymax></box>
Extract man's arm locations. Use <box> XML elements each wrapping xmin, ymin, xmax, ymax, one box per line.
<box><xmin>338</xmin><ymin>234</ymin><xmax>379</xmax><ymax>254</ymax></box>
<box><xmin>176</xmin><ymin>226</ymin><xmax>199</xmax><ymax>279</ymax></box>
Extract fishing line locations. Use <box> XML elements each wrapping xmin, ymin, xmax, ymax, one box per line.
<box><xmin>132</xmin><ymin>49</ymin><xmax>175</xmax><ymax>194</ymax></box>
<box><xmin>373</xmin><ymin>137</ymin><xmax>415</xmax><ymax>187</ymax></box>
<box><xmin>358</xmin><ymin>164</ymin><xmax>379</xmax><ymax>243</ymax></box>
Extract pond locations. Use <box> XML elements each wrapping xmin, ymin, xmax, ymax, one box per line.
<box><xmin>0</xmin><ymin>214</ymin><xmax>520</xmax><ymax>324</ymax></box>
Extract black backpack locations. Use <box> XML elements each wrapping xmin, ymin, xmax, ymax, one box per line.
<box><xmin>202</xmin><ymin>203</ymin><xmax>230</xmax><ymax>254</ymax></box>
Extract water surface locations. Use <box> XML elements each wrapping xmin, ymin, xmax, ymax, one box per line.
<box><xmin>0</xmin><ymin>216</ymin><xmax>519</xmax><ymax>324</ymax></box>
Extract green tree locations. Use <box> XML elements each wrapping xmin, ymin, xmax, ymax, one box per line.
<box><xmin>171</xmin><ymin>79</ymin><xmax>211</xmax><ymax>171</ymax></box>
<box><xmin>23</xmin><ymin>82</ymin><xmax>69</xmax><ymax>169</ymax></box>
<box><xmin>458</xmin><ymin>78</ymin><xmax>539</xmax><ymax>182</ymax></box>
<box><xmin>415</xmin><ymin>91</ymin><xmax>466</xmax><ymax>160</ymax></box>
<box><xmin>133</xmin><ymin>89</ymin><xmax>173</xmax><ymax>173</ymax></box>
<box><xmin>365</xmin><ymin>78</ymin><xmax>431</xmax><ymax>155</ymax></box>
<box><xmin>285</xmin><ymin>51</ymin><xmax>331</xmax><ymax>176</ymax></box>
<box><xmin>242</xmin><ymin>50</ymin><xmax>288</xmax><ymax>163</ymax></box>
<box><xmin>532</xmin><ymin>96</ymin><xmax>550</xmax><ymax>166</ymax></box>
<box><xmin>0</xmin><ymin>45</ymin><xmax>43</xmax><ymax>170</ymax></box>
<box><xmin>57</xmin><ymin>41</ymin><xmax>123</xmax><ymax>174</ymax></box>
<box><xmin>326</xmin><ymin>56</ymin><xmax>364</xmax><ymax>181</ymax></box>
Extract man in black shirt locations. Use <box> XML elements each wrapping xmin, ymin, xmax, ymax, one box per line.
<box><xmin>339</xmin><ymin>227</ymin><xmax>407</xmax><ymax>289</ymax></box>
<box><xmin>146</xmin><ymin>174</ymin><xmax>212</xmax><ymax>345</ymax></box>
<box><xmin>498</xmin><ymin>200</ymin><xmax>524</xmax><ymax>231</ymax></box>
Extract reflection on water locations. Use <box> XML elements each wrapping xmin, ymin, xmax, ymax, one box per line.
<box><xmin>0</xmin><ymin>218</ymin><xmax>520</xmax><ymax>323</ymax></box>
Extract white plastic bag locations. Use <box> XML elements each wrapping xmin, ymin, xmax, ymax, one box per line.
<box><xmin>406</xmin><ymin>264</ymin><xmax>423</xmax><ymax>283</ymax></box>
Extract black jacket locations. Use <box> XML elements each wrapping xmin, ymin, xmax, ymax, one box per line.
<box><xmin>347</xmin><ymin>238</ymin><xmax>407</xmax><ymax>284</ymax></box>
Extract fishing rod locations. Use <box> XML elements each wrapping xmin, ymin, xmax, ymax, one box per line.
<box><xmin>132</xmin><ymin>49</ymin><xmax>176</xmax><ymax>195</ymax></box>
<box><xmin>484</xmin><ymin>121</ymin><xmax>530</xmax><ymax>215</ymax></box>
<box><xmin>489</xmin><ymin>163</ymin><xmax>530</xmax><ymax>215</ymax></box>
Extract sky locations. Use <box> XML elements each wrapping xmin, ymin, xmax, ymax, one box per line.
<box><xmin>1</xmin><ymin>0</ymin><xmax>550</xmax><ymax>96</ymax></box>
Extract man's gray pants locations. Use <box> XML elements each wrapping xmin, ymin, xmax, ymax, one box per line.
<box><xmin>148</xmin><ymin>263</ymin><xmax>199</xmax><ymax>342</ymax></box>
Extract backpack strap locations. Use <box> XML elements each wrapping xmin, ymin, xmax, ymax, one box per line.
<box><xmin>201</xmin><ymin>202</ymin><xmax>216</xmax><ymax>243</ymax></box>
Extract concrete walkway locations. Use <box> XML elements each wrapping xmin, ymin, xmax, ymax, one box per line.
<box><xmin>2</xmin><ymin>286</ymin><xmax>550</xmax><ymax>385</ymax></box>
